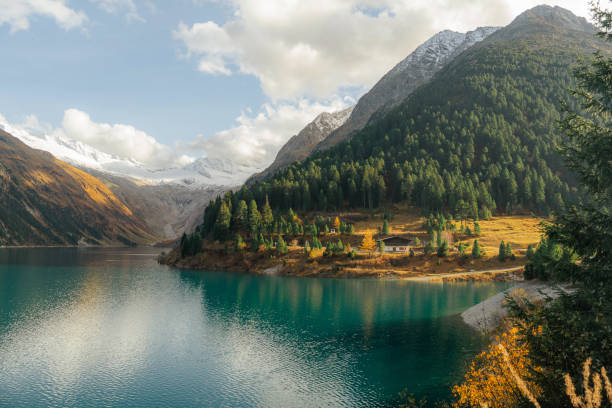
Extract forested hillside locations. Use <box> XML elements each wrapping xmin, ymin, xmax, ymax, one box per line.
<box><xmin>198</xmin><ymin>6</ymin><xmax>608</xmax><ymax>237</ymax></box>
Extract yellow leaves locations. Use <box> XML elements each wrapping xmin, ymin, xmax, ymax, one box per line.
<box><xmin>359</xmin><ymin>230</ymin><xmax>377</xmax><ymax>252</ymax></box>
<box><xmin>334</xmin><ymin>216</ymin><xmax>341</xmax><ymax>229</ymax></box>
<box><xmin>453</xmin><ymin>327</ymin><xmax>542</xmax><ymax>408</ymax></box>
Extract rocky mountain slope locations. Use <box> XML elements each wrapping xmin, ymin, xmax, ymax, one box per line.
<box><xmin>0</xmin><ymin>130</ymin><xmax>157</xmax><ymax>246</ymax></box>
<box><xmin>314</xmin><ymin>26</ymin><xmax>499</xmax><ymax>152</ymax></box>
<box><xmin>249</xmin><ymin>106</ymin><xmax>354</xmax><ymax>181</ymax></box>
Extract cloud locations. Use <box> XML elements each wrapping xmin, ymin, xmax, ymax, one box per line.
<box><xmin>175</xmin><ymin>0</ymin><xmax>591</xmax><ymax>100</ymax></box>
<box><xmin>188</xmin><ymin>97</ymin><xmax>352</xmax><ymax>170</ymax></box>
<box><xmin>59</xmin><ymin>109</ymin><xmax>191</xmax><ymax>168</ymax></box>
<box><xmin>1</xmin><ymin>109</ymin><xmax>192</xmax><ymax>169</ymax></box>
<box><xmin>0</xmin><ymin>0</ymin><xmax>87</xmax><ymax>32</ymax></box>
<box><xmin>89</xmin><ymin>0</ymin><xmax>144</xmax><ymax>22</ymax></box>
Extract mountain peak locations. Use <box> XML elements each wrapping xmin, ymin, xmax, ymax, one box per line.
<box><xmin>511</xmin><ymin>5</ymin><xmax>594</xmax><ymax>33</ymax></box>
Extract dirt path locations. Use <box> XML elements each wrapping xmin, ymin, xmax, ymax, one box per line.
<box><xmin>404</xmin><ymin>266</ymin><xmax>524</xmax><ymax>281</ymax></box>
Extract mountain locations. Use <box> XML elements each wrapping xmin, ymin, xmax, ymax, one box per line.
<box><xmin>0</xmin><ymin>129</ymin><xmax>157</xmax><ymax>246</ymax></box>
<box><xmin>314</xmin><ymin>26</ymin><xmax>500</xmax><ymax>152</ymax></box>
<box><xmin>198</xmin><ymin>5</ymin><xmax>607</xmax><ymax>228</ymax></box>
<box><xmin>249</xmin><ymin>106</ymin><xmax>354</xmax><ymax>182</ymax></box>
<box><xmin>1</xmin><ymin>122</ymin><xmax>258</xmax><ymax>188</ymax></box>
<box><xmin>0</xmin><ymin>120</ymin><xmax>251</xmax><ymax>239</ymax></box>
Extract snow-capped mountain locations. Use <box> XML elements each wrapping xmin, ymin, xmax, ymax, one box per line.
<box><xmin>315</xmin><ymin>26</ymin><xmax>500</xmax><ymax>152</ymax></box>
<box><xmin>250</xmin><ymin>106</ymin><xmax>354</xmax><ymax>182</ymax></box>
<box><xmin>0</xmin><ymin>120</ymin><xmax>258</xmax><ymax>188</ymax></box>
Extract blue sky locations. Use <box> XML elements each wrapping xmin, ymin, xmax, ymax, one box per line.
<box><xmin>0</xmin><ymin>0</ymin><xmax>590</xmax><ymax>170</ymax></box>
<box><xmin>0</xmin><ymin>1</ymin><xmax>264</xmax><ymax>145</ymax></box>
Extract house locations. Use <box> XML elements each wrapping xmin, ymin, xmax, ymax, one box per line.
<box><xmin>379</xmin><ymin>236</ymin><xmax>412</xmax><ymax>253</ymax></box>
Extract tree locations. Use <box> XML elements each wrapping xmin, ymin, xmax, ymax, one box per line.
<box><xmin>333</xmin><ymin>216</ymin><xmax>340</xmax><ymax>230</ymax></box>
<box><xmin>409</xmin><ymin>248</ymin><xmax>415</xmax><ymax>257</ymax></box>
<box><xmin>304</xmin><ymin>240</ymin><xmax>310</xmax><ymax>255</ymax></box>
<box><xmin>499</xmin><ymin>241</ymin><xmax>507</xmax><ymax>261</ymax></box>
<box><xmin>235</xmin><ymin>200</ymin><xmax>248</xmax><ymax>229</ymax></box>
<box><xmin>378</xmin><ymin>240</ymin><xmax>385</xmax><ymax>254</ymax></box>
<box><xmin>276</xmin><ymin>235</ymin><xmax>288</xmax><ymax>255</ymax></box>
<box><xmin>359</xmin><ymin>231</ymin><xmax>377</xmax><ymax>252</ymax></box>
<box><xmin>472</xmin><ymin>240</ymin><xmax>482</xmax><ymax>259</ymax></box>
<box><xmin>248</xmin><ymin>200</ymin><xmax>260</xmax><ymax>235</ymax></box>
<box><xmin>437</xmin><ymin>240</ymin><xmax>449</xmax><ymax>257</ymax></box>
<box><xmin>214</xmin><ymin>201</ymin><xmax>231</xmax><ymax>240</ymax></box>
<box><xmin>504</xmin><ymin>242</ymin><xmax>514</xmax><ymax>260</ymax></box>
<box><xmin>262</xmin><ymin>196</ymin><xmax>274</xmax><ymax>226</ymax></box>
<box><xmin>510</xmin><ymin>8</ymin><xmax>612</xmax><ymax>404</ymax></box>
<box><xmin>526</xmin><ymin>244</ymin><xmax>535</xmax><ymax>260</ymax></box>
<box><xmin>424</xmin><ymin>241</ymin><xmax>434</xmax><ymax>255</ymax></box>
<box><xmin>234</xmin><ymin>235</ymin><xmax>244</xmax><ymax>252</ymax></box>
<box><xmin>458</xmin><ymin>242</ymin><xmax>467</xmax><ymax>257</ymax></box>
<box><xmin>382</xmin><ymin>219</ymin><xmax>390</xmax><ymax>235</ymax></box>
<box><xmin>474</xmin><ymin>221</ymin><xmax>481</xmax><ymax>236</ymax></box>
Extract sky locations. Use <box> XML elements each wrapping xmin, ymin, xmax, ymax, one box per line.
<box><xmin>0</xmin><ymin>0</ymin><xmax>591</xmax><ymax>171</ymax></box>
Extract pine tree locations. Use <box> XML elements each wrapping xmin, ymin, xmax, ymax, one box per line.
<box><xmin>262</xmin><ymin>196</ymin><xmax>274</xmax><ymax>226</ymax></box>
<box><xmin>214</xmin><ymin>201</ymin><xmax>231</xmax><ymax>240</ymax></box>
<box><xmin>498</xmin><ymin>241</ymin><xmax>506</xmax><ymax>261</ymax></box>
<box><xmin>248</xmin><ymin>200</ymin><xmax>260</xmax><ymax>235</ymax></box>
<box><xmin>382</xmin><ymin>219</ymin><xmax>390</xmax><ymax>235</ymax></box>
<box><xmin>474</xmin><ymin>221</ymin><xmax>481</xmax><ymax>236</ymax></box>
<box><xmin>235</xmin><ymin>200</ymin><xmax>248</xmax><ymax>229</ymax></box>
<box><xmin>472</xmin><ymin>240</ymin><xmax>481</xmax><ymax>259</ymax></box>
<box><xmin>409</xmin><ymin>248</ymin><xmax>415</xmax><ymax>257</ymax></box>
<box><xmin>304</xmin><ymin>240</ymin><xmax>310</xmax><ymax>255</ymax></box>
<box><xmin>526</xmin><ymin>244</ymin><xmax>535</xmax><ymax>260</ymax></box>
<box><xmin>458</xmin><ymin>242</ymin><xmax>467</xmax><ymax>257</ymax></box>
<box><xmin>504</xmin><ymin>242</ymin><xmax>514</xmax><ymax>260</ymax></box>
<box><xmin>359</xmin><ymin>231</ymin><xmax>377</xmax><ymax>252</ymax></box>
<box><xmin>437</xmin><ymin>240</ymin><xmax>449</xmax><ymax>257</ymax></box>
<box><xmin>234</xmin><ymin>235</ymin><xmax>244</xmax><ymax>252</ymax></box>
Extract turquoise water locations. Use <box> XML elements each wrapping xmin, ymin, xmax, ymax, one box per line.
<box><xmin>0</xmin><ymin>248</ymin><xmax>509</xmax><ymax>407</ymax></box>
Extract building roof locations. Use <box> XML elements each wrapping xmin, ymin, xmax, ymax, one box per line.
<box><xmin>380</xmin><ymin>236</ymin><xmax>412</xmax><ymax>246</ymax></box>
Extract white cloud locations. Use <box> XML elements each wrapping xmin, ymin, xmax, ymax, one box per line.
<box><xmin>0</xmin><ymin>0</ymin><xmax>87</xmax><ymax>32</ymax></box>
<box><xmin>188</xmin><ymin>97</ymin><xmax>352</xmax><ymax>170</ymax></box>
<box><xmin>89</xmin><ymin>0</ymin><xmax>143</xmax><ymax>22</ymax></box>
<box><xmin>176</xmin><ymin>0</ymin><xmax>591</xmax><ymax>100</ymax></box>
<box><xmin>59</xmin><ymin>109</ymin><xmax>191</xmax><ymax>168</ymax></box>
<box><xmin>1</xmin><ymin>110</ymin><xmax>192</xmax><ymax>169</ymax></box>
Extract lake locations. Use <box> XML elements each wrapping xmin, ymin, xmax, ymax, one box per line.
<box><xmin>0</xmin><ymin>248</ymin><xmax>509</xmax><ymax>407</ymax></box>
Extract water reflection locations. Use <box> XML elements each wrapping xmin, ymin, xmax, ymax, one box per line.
<box><xmin>0</xmin><ymin>248</ymin><xmax>508</xmax><ymax>407</ymax></box>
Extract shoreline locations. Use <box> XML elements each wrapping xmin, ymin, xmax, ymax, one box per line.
<box><xmin>159</xmin><ymin>246</ymin><xmax>525</xmax><ymax>282</ymax></box>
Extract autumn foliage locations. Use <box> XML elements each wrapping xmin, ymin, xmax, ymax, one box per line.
<box><xmin>453</xmin><ymin>327</ymin><xmax>542</xmax><ymax>408</ymax></box>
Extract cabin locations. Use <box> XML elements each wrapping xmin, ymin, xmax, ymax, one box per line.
<box><xmin>379</xmin><ymin>236</ymin><xmax>412</xmax><ymax>253</ymax></box>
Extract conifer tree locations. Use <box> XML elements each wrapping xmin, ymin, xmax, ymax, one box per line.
<box><xmin>378</xmin><ymin>240</ymin><xmax>385</xmax><ymax>254</ymax></box>
<box><xmin>214</xmin><ymin>201</ymin><xmax>231</xmax><ymax>240</ymax></box>
<box><xmin>333</xmin><ymin>216</ymin><xmax>340</xmax><ymax>230</ymax></box>
<box><xmin>472</xmin><ymin>240</ymin><xmax>481</xmax><ymax>259</ymax></box>
<box><xmin>304</xmin><ymin>240</ymin><xmax>310</xmax><ymax>255</ymax></box>
<box><xmin>474</xmin><ymin>221</ymin><xmax>481</xmax><ymax>236</ymax></box>
<box><xmin>248</xmin><ymin>200</ymin><xmax>260</xmax><ymax>235</ymax></box>
<box><xmin>380</xmin><ymin>219</ymin><xmax>389</xmax><ymax>235</ymax></box>
<box><xmin>437</xmin><ymin>240</ymin><xmax>449</xmax><ymax>257</ymax></box>
<box><xmin>498</xmin><ymin>241</ymin><xmax>506</xmax><ymax>261</ymax></box>
<box><xmin>262</xmin><ymin>196</ymin><xmax>274</xmax><ymax>226</ymax></box>
<box><xmin>235</xmin><ymin>200</ymin><xmax>248</xmax><ymax>229</ymax></box>
<box><xmin>359</xmin><ymin>231</ymin><xmax>376</xmax><ymax>252</ymax></box>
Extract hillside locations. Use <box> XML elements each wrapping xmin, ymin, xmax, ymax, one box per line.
<box><xmin>200</xmin><ymin>6</ymin><xmax>604</xmax><ymax>225</ymax></box>
<box><xmin>314</xmin><ymin>26</ymin><xmax>499</xmax><ymax>152</ymax></box>
<box><xmin>0</xmin><ymin>129</ymin><xmax>157</xmax><ymax>246</ymax></box>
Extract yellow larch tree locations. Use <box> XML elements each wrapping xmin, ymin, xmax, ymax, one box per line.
<box><xmin>359</xmin><ymin>231</ymin><xmax>377</xmax><ymax>252</ymax></box>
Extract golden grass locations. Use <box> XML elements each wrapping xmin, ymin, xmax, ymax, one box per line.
<box><xmin>55</xmin><ymin>159</ymin><xmax>133</xmax><ymax>216</ymax></box>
